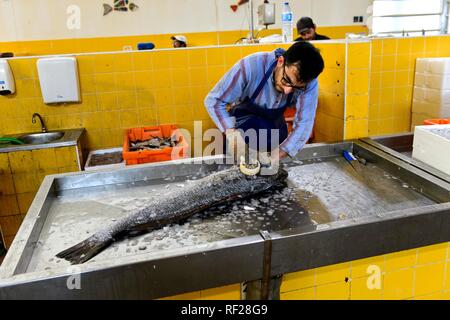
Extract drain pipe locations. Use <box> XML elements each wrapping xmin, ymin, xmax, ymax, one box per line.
<box><xmin>248</xmin><ymin>0</ymin><xmax>256</xmax><ymax>42</ymax></box>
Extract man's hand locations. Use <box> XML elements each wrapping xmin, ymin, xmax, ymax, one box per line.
<box><xmin>258</xmin><ymin>151</ymin><xmax>272</xmax><ymax>166</ymax></box>
<box><xmin>259</xmin><ymin>149</ymin><xmax>288</xmax><ymax>175</ymax></box>
<box><xmin>226</xmin><ymin>129</ymin><xmax>246</xmax><ymax>164</ymax></box>
<box><xmin>270</xmin><ymin>149</ymin><xmax>288</xmax><ymax>165</ymax></box>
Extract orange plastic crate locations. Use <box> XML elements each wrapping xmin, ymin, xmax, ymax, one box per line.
<box><xmin>283</xmin><ymin>108</ymin><xmax>315</xmax><ymax>141</ymax></box>
<box><xmin>123</xmin><ymin>125</ymin><xmax>189</xmax><ymax>165</ymax></box>
<box><xmin>423</xmin><ymin>118</ymin><xmax>450</xmax><ymax>125</ymax></box>
<box><xmin>284</xmin><ymin>108</ymin><xmax>295</xmax><ymax>133</ymax></box>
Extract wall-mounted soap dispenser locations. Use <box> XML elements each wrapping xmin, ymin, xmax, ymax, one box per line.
<box><xmin>0</xmin><ymin>59</ymin><xmax>16</xmax><ymax>95</ymax></box>
<box><xmin>37</xmin><ymin>57</ymin><xmax>80</xmax><ymax>104</ymax></box>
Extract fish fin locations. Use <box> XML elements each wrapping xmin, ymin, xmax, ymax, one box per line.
<box><xmin>129</xmin><ymin>3</ymin><xmax>139</xmax><ymax>11</ymax></box>
<box><xmin>56</xmin><ymin>235</ymin><xmax>113</xmax><ymax>265</ymax></box>
<box><xmin>103</xmin><ymin>4</ymin><xmax>113</xmax><ymax>16</ymax></box>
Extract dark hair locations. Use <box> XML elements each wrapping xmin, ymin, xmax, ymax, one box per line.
<box><xmin>283</xmin><ymin>41</ymin><xmax>324</xmax><ymax>83</ymax></box>
<box><xmin>296</xmin><ymin>17</ymin><xmax>315</xmax><ymax>33</ymax></box>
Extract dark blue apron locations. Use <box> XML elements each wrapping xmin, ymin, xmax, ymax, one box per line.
<box><xmin>230</xmin><ymin>50</ymin><xmax>293</xmax><ymax>152</ymax></box>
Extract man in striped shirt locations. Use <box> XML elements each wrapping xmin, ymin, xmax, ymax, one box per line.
<box><xmin>204</xmin><ymin>41</ymin><xmax>324</xmax><ymax>168</ymax></box>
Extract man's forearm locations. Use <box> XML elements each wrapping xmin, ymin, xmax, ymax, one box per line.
<box><xmin>204</xmin><ymin>96</ymin><xmax>236</xmax><ymax>132</ymax></box>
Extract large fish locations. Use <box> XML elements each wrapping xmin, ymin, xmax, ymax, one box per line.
<box><xmin>56</xmin><ymin>166</ymin><xmax>288</xmax><ymax>264</ymax></box>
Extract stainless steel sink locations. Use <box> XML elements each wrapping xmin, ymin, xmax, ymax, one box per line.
<box><xmin>0</xmin><ymin>128</ymin><xmax>84</xmax><ymax>153</ymax></box>
<box><xmin>18</xmin><ymin>131</ymin><xmax>64</xmax><ymax>145</ymax></box>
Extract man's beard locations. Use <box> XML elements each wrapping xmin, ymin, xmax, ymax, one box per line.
<box><xmin>271</xmin><ymin>69</ymin><xmax>284</xmax><ymax>93</ymax></box>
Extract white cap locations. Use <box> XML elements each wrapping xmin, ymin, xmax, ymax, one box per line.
<box><xmin>171</xmin><ymin>35</ymin><xmax>187</xmax><ymax>45</ymax></box>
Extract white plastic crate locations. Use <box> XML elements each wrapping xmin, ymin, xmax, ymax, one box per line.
<box><xmin>413</xmin><ymin>86</ymin><xmax>450</xmax><ymax>104</ymax></box>
<box><xmin>416</xmin><ymin>58</ymin><xmax>450</xmax><ymax>74</ymax></box>
<box><xmin>414</xmin><ymin>72</ymin><xmax>450</xmax><ymax>90</ymax></box>
<box><xmin>85</xmin><ymin>148</ymin><xmax>125</xmax><ymax>172</ymax></box>
<box><xmin>412</xmin><ymin>99</ymin><xmax>450</xmax><ymax>118</ymax></box>
<box><xmin>412</xmin><ymin>124</ymin><xmax>450</xmax><ymax>175</ymax></box>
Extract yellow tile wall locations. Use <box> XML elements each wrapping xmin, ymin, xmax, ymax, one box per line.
<box><xmin>160</xmin><ymin>284</ymin><xmax>241</xmax><ymax>300</ymax></box>
<box><xmin>344</xmin><ymin>41</ymin><xmax>371</xmax><ymax>139</ymax></box>
<box><xmin>342</xmin><ymin>35</ymin><xmax>450</xmax><ymax>139</ymax></box>
<box><xmin>160</xmin><ymin>242</ymin><xmax>450</xmax><ymax>300</ymax></box>
<box><xmin>1</xmin><ymin>42</ymin><xmax>346</xmax><ymax>151</ymax></box>
<box><xmin>314</xmin><ymin>43</ymin><xmax>346</xmax><ymax>142</ymax></box>
<box><xmin>0</xmin><ymin>25</ymin><xmax>367</xmax><ymax>57</ymax></box>
<box><xmin>278</xmin><ymin>242</ymin><xmax>450</xmax><ymax>300</ymax></box>
<box><xmin>368</xmin><ymin>35</ymin><xmax>450</xmax><ymax>136</ymax></box>
<box><xmin>317</xmin><ymin>25</ymin><xmax>368</xmax><ymax>40</ymax></box>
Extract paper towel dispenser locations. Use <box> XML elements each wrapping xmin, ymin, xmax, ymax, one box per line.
<box><xmin>0</xmin><ymin>59</ymin><xmax>15</xmax><ymax>95</ymax></box>
<box><xmin>37</xmin><ymin>57</ymin><xmax>80</xmax><ymax>104</ymax></box>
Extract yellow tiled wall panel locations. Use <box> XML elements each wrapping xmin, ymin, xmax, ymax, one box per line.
<box><xmin>1</xmin><ymin>42</ymin><xmax>346</xmax><ymax>151</ymax></box>
<box><xmin>0</xmin><ymin>26</ymin><xmax>367</xmax><ymax>57</ymax></box>
<box><xmin>0</xmin><ymin>195</ymin><xmax>20</xmax><ymax>216</ymax></box>
<box><xmin>199</xmin><ymin>284</ymin><xmax>241</xmax><ymax>300</ymax></box>
<box><xmin>2</xmin><ymin>235</ymin><xmax>15</xmax><ymax>249</ymax></box>
<box><xmin>160</xmin><ymin>284</ymin><xmax>241</xmax><ymax>300</ymax></box>
<box><xmin>342</xmin><ymin>35</ymin><xmax>450</xmax><ymax>139</ymax></box>
<box><xmin>369</xmin><ymin>35</ymin><xmax>450</xmax><ymax>136</ymax></box>
<box><xmin>0</xmin><ymin>173</ymin><xmax>15</xmax><ymax>195</ymax></box>
<box><xmin>0</xmin><ymin>146</ymin><xmax>80</xmax><ymax>247</ymax></box>
<box><xmin>281</xmin><ymin>287</ymin><xmax>315</xmax><ymax>300</ymax></box>
<box><xmin>344</xmin><ymin>41</ymin><xmax>371</xmax><ymax>139</ymax></box>
<box><xmin>318</xmin><ymin>25</ymin><xmax>368</xmax><ymax>40</ymax></box>
<box><xmin>0</xmin><ymin>215</ymin><xmax>22</xmax><ymax>237</ymax></box>
<box><xmin>316</xmin><ymin>281</ymin><xmax>351</xmax><ymax>300</ymax></box>
<box><xmin>16</xmin><ymin>192</ymin><xmax>36</xmax><ymax>215</ymax></box>
<box><xmin>278</xmin><ymin>242</ymin><xmax>450</xmax><ymax>300</ymax></box>
<box><xmin>314</xmin><ymin>43</ymin><xmax>346</xmax><ymax>142</ymax></box>
<box><xmin>159</xmin><ymin>291</ymin><xmax>202</xmax><ymax>300</ymax></box>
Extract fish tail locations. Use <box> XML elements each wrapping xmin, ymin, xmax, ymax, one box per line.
<box><xmin>103</xmin><ymin>4</ymin><xmax>113</xmax><ymax>16</ymax></box>
<box><xmin>56</xmin><ymin>234</ymin><xmax>113</xmax><ymax>264</ymax></box>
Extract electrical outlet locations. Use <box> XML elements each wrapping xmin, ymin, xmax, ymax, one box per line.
<box><xmin>353</xmin><ymin>16</ymin><xmax>364</xmax><ymax>23</ymax></box>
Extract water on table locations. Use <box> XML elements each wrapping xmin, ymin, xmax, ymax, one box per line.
<box><xmin>26</xmin><ymin>156</ymin><xmax>435</xmax><ymax>272</ymax></box>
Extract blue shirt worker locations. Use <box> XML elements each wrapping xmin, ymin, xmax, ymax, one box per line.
<box><xmin>204</xmin><ymin>41</ymin><xmax>324</xmax><ymax>166</ymax></box>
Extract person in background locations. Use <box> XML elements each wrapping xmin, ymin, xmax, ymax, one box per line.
<box><xmin>171</xmin><ymin>35</ymin><xmax>187</xmax><ymax>48</ymax></box>
<box><xmin>295</xmin><ymin>17</ymin><xmax>330</xmax><ymax>41</ymax></box>
<box><xmin>204</xmin><ymin>41</ymin><xmax>324</xmax><ymax>168</ymax></box>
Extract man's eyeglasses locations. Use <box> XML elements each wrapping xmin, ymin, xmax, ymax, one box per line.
<box><xmin>281</xmin><ymin>64</ymin><xmax>306</xmax><ymax>91</ymax></box>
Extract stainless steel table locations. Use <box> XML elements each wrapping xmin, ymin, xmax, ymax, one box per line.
<box><xmin>1</xmin><ymin>141</ymin><xmax>449</xmax><ymax>299</ymax></box>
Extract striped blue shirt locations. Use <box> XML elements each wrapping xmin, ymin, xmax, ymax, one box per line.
<box><xmin>204</xmin><ymin>50</ymin><xmax>319</xmax><ymax>158</ymax></box>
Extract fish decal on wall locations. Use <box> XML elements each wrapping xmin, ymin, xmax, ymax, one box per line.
<box><xmin>103</xmin><ymin>0</ymin><xmax>139</xmax><ymax>16</ymax></box>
